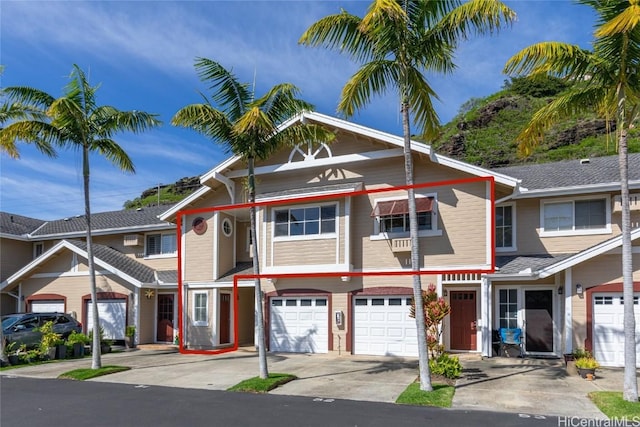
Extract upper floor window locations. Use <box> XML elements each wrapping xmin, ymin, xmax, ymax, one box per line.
<box><xmin>33</xmin><ymin>242</ymin><xmax>44</xmax><ymax>259</ymax></box>
<box><xmin>496</xmin><ymin>204</ymin><xmax>515</xmax><ymax>251</ymax></box>
<box><xmin>371</xmin><ymin>195</ymin><xmax>439</xmax><ymax>238</ymax></box>
<box><xmin>146</xmin><ymin>232</ymin><xmax>177</xmax><ymax>257</ymax></box>
<box><xmin>540</xmin><ymin>196</ymin><xmax>610</xmax><ymax>237</ymax></box>
<box><xmin>274</xmin><ymin>204</ymin><xmax>336</xmax><ymax>238</ymax></box>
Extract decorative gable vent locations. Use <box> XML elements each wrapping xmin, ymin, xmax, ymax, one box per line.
<box><xmin>124</xmin><ymin>234</ymin><xmax>143</xmax><ymax>247</ymax></box>
<box><xmin>613</xmin><ymin>193</ymin><xmax>640</xmax><ymax>212</ymax></box>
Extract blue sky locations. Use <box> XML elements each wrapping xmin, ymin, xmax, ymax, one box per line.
<box><xmin>1</xmin><ymin>1</ymin><xmax>595</xmax><ymax>220</ymax></box>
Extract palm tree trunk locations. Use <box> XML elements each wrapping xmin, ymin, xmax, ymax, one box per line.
<box><xmin>618</xmin><ymin>103</ymin><xmax>638</xmax><ymax>402</ymax></box>
<box><xmin>401</xmin><ymin>101</ymin><xmax>432</xmax><ymax>392</ymax></box>
<box><xmin>84</xmin><ymin>144</ymin><xmax>102</xmax><ymax>370</ymax></box>
<box><xmin>248</xmin><ymin>156</ymin><xmax>269</xmax><ymax>379</ymax></box>
<box><xmin>0</xmin><ymin>330</ymin><xmax>8</xmax><ymax>365</ymax></box>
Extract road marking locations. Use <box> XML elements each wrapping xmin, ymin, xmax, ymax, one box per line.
<box><xmin>135</xmin><ymin>384</ymin><xmax>149</xmax><ymax>389</ymax></box>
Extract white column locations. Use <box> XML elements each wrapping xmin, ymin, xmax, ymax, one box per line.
<box><xmin>564</xmin><ymin>268</ymin><xmax>573</xmax><ymax>355</ymax></box>
<box><xmin>481</xmin><ymin>276</ymin><xmax>492</xmax><ymax>357</ymax></box>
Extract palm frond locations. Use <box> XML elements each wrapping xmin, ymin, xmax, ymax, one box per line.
<box><xmin>338</xmin><ymin>60</ymin><xmax>397</xmax><ymax>118</ymax></box>
<box><xmin>2</xmin><ymin>86</ymin><xmax>55</xmax><ymax>110</ymax></box>
<box><xmin>504</xmin><ymin>42</ymin><xmax>593</xmax><ymax>79</ymax></box>
<box><xmin>194</xmin><ymin>58</ymin><xmax>251</xmax><ymax>120</ymax></box>
<box><xmin>437</xmin><ymin>0</ymin><xmax>515</xmax><ymax>44</ymax></box>
<box><xmin>172</xmin><ymin>103</ymin><xmax>234</xmax><ymax>143</ymax></box>
<box><xmin>596</xmin><ymin>3</ymin><xmax>640</xmax><ymax>36</ymax></box>
<box><xmin>91</xmin><ymin>138</ymin><xmax>135</xmax><ymax>173</ymax></box>
<box><xmin>0</xmin><ymin>120</ymin><xmax>61</xmax><ymax>158</ymax></box>
<box><xmin>405</xmin><ymin>67</ymin><xmax>440</xmax><ymax>140</ymax></box>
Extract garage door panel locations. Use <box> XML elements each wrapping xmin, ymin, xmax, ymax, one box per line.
<box><xmin>593</xmin><ymin>292</ymin><xmax>640</xmax><ymax>367</ymax></box>
<box><xmin>270</xmin><ymin>297</ymin><xmax>328</xmax><ymax>353</ymax></box>
<box><xmin>354</xmin><ymin>295</ymin><xmax>417</xmax><ymax>357</ymax></box>
<box><xmin>30</xmin><ymin>301</ymin><xmax>64</xmax><ymax>313</ymax></box>
<box><xmin>86</xmin><ymin>299</ymin><xmax>126</xmax><ymax>340</ymax></box>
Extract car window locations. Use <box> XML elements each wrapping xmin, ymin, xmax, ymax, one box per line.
<box><xmin>2</xmin><ymin>315</ymin><xmax>22</xmax><ymax>329</ymax></box>
<box><xmin>56</xmin><ymin>315</ymin><xmax>70</xmax><ymax>324</ymax></box>
<box><xmin>40</xmin><ymin>315</ymin><xmax>57</xmax><ymax>324</ymax></box>
<box><xmin>18</xmin><ymin>318</ymin><xmax>39</xmax><ymax>330</ymax></box>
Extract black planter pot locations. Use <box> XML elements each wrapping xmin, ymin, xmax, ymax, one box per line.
<box><xmin>577</xmin><ymin>367</ymin><xmax>596</xmax><ymax>379</ymax></box>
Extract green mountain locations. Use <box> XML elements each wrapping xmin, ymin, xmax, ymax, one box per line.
<box><xmin>432</xmin><ymin>76</ymin><xmax>640</xmax><ymax>168</ymax></box>
<box><xmin>123</xmin><ymin>176</ymin><xmax>202</xmax><ymax>209</ymax></box>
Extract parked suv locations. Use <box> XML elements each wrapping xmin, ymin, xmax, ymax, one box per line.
<box><xmin>2</xmin><ymin>312</ymin><xmax>82</xmax><ymax>348</ymax></box>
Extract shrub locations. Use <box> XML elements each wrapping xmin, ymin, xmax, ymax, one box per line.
<box><xmin>575</xmin><ymin>357</ymin><xmax>600</xmax><ymax>370</ymax></box>
<box><xmin>125</xmin><ymin>325</ymin><xmax>136</xmax><ymax>337</ymax></box>
<box><xmin>429</xmin><ymin>353</ymin><xmax>462</xmax><ymax>379</ymax></box>
<box><xmin>66</xmin><ymin>331</ymin><xmax>90</xmax><ymax>346</ymax></box>
<box><xmin>39</xmin><ymin>321</ymin><xmax>63</xmax><ymax>351</ymax></box>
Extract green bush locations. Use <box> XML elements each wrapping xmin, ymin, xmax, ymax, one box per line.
<box><xmin>66</xmin><ymin>331</ymin><xmax>90</xmax><ymax>346</ymax></box>
<box><xmin>429</xmin><ymin>353</ymin><xmax>462</xmax><ymax>379</ymax></box>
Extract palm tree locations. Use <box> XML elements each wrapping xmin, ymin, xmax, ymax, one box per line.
<box><xmin>300</xmin><ymin>0</ymin><xmax>515</xmax><ymax>391</ymax></box>
<box><xmin>504</xmin><ymin>0</ymin><xmax>638</xmax><ymax>402</ymax></box>
<box><xmin>0</xmin><ymin>65</ymin><xmax>161</xmax><ymax>369</ymax></box>
<box><xmin>172</xmin><ymin>58</ymin><xmax>334</xmax><ymax>379</ymax></box>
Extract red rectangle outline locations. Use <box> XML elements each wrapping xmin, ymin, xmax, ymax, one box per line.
<box><xmin>175</xmin><ymin>176</ymin><xmax>496</xmax><ymax>355</ymax></box>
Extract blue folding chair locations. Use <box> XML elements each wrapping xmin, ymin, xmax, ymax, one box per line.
<box><xmin>499</xmin><ymin>328</ymin><xmax>524</xmax><ymax>358</ymax></box>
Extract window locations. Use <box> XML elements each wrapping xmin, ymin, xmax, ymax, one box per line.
<box><xmin>33</xmin><ymin>242</ymin><xmax>44</xmax><ymax>259</ymax></box>
<box><xmin>146</xmin><ymin>233</ymin><xmax>177</xmax><ymax>256</ymax></box>
<box><xmin>496</xmin><ymin>205</ymin><xmax>514</xmax><ymax>250</ymax></box>
<box><xmin>222</xmin><ymin>218</ymin><xmax>233</xmax><ymax>237</ymax></box>
<box><xmin>274</xmin><ymin>204</ymin><xmax>336</xmax><ymax>237</ymax></box>
<box><xmin>371</xmin><ymin>196</ymin><xmax>437</xmax><ymax>237</ymax></box>
<box><xmin>499</xmin><ymin>289</ymin><xmax>518</xmax><ymax>329</ymax></box>
<box><xmin>193</xmin><ymin>292</ymin><xmax>208</xmax><ymax>326</ymax></box>
<box><xmin>541</xmin><ymin>197</ymin><xmax>609</xmax><ymax>236</ymax></box>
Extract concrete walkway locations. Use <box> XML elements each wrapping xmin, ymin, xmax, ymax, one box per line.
<box><xmin>2</xmin><ymin>348</ymin><xmax>636</xmax><ymax>418</ymax></box>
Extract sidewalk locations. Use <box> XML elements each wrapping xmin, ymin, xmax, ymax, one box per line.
<box><xmin>2</xmin><ymin>348</ymin><xmax>635</xmax><ymax>418</ymax></box>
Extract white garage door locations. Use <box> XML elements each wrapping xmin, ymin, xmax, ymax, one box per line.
<box><xmin>30</xmin><ymin>300</ymin><xmax>64</xmax><ymax>313</ymax></box>
<box><xmin>354</xmin><ymin>296</ymin><xmax>418</xmax><ymax>357</ymax></box>
<box><xmin>87</xmin><ymin>299</ymin><xmax>127</xmax><ymax>340</ymax></box>
<box><xmin>270</xmin><ymin>297</ymin><xmax>328</xmax><ymax>353</ymax></box>
<box><xmin>593</xmin><ymin>293</ymin><xmax>640</xmax><ymax>367</ymax></box>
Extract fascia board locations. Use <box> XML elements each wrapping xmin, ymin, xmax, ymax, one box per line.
<box><xmin>2</xmin><ymin>240</ymin><xmax>69</xmax><ymax>289</ymax></box>
<box><xmin>538</xmin><ymin>228</ymin><xmax>640</xmax><ymax>278</ymax></box>
<box><xmin>514</xmin><ymin>181</ymin><xmax>640</xmax><ymax>199</ymax></box>
<box><xmin>31</xmin><ymin>224</ymin><xmax>175</xmax><ymax>240</ymax></box>
<box><xmin>159</xmin><ymin>186</ymin><xmax>215</xmax><ymax>221</ymax></box>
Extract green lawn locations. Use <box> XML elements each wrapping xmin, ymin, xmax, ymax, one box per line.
<box><xmin>588</xmin><ymin>392</ymin><xmax>640</xmax><ymax>418</ymax></box>
<box><xmin>228</xmin><ymin>373</ymin><xmax>297</xmax><ymax>393</ymax></box>
<box><xmin>58</xmin><ymin>366</ymin><xmax>130</xmax><ymax>380</ymax></box>
<box><xmin>396</xmin><ymin>382</ymin><xmax>455</xmax><ymax>407</ymax></box>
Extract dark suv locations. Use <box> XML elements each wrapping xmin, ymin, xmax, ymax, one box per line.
<box><xmin>2</xmin><ymin>313</ymin><xmax>82</xmax><ymax>348</ymax></box>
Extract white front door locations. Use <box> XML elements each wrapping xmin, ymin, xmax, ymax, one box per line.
<box><xmin>353</xmin><ymin>296</ymin><xmax>418</xmax><ymax>357</ymax></box>
<box><xmin>270</xmin><ymin>297</ymin><xmax>328</xmax><ymax>353</ymax></box>
<box><xmin>593</xmin><ymin>293</ymin><xmax>640</xmax><ymax>367</ymax></box>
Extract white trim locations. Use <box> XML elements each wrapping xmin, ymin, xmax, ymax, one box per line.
<box><xmin>512</xmin><ymin>181</ymin><xmax>640</xmax><ymax>200</ymax></box>
<box><xmin>31</xmin><ymin>223</ymin><xmax>175</xmax><ymax>240</ymax></box>
<box><xmin>33</xmin><ymin>241</ymin><xmax>44</xmax><ymax>259</ymax></box>
<box><xmin>221</xmin><ymin>218</ymin><xmax>233</xmax><ymax>237</ymax></box>
<box><xmin>144</xmin><ymin>231</ymin><xmax>178</xmax><ymax>258</ymax></box>
<box><xmin>262</xmin><ymin>264</ymin><xmax>352</xmax><ymax>274</ymax></box>
<box><xmin>442</xmin><ymin>285</ymin><xmax>482</xmax><ymax>353</ymax></box>
<box><xmin>481</xmin><ymin>277</ymin><xmax>492</xmax><ymax>357</ymax></box>
<box><xmin>495</xmin><ymin>202</ymin><xmax>517</xmax><ymax>252</ymax></box>
<box><xmin>213</xmin><ymin>171</ymin><xmax>236</xmax><ymax>204</ymax></box>
<box><xmin>185</xmin><ymin>281</ymin><xmax>255</xmax><ymax>289</ymax></box>
<box><xmin>192</xmin><ymin>290</ymin><xmax>209</xmax><ymax>327</ymax></box>
<box><xmin>213</xmin><ymin>212</ymin><xmax>219</xmax><ymax>280</ymax></box>
<box><xmin>344</xmin><ymin>197</ymin><xmax>351</xmax><ymax>267</ymax></box>
<box><xmin>271</xmin><ymin>201</ymin><xmax>339</xmax><ymax>241</ymax></box>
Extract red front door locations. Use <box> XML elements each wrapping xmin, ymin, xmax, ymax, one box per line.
<box><xmin>219</xmin><ymin>293</ymin><xmax>231</xmax><ymax>344</ymax></box>
<box><xmin>157</xmin><ymin>294</ymin><xmax>174</xmax><ymax>342</ymax></box>
<box><xmin>450</xmin><ymin>291</ymin><xmax>477</xmax><ymax>350</ymax></box>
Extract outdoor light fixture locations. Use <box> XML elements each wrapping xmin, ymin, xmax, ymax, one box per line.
<box><xmin>558</xmin><ymin>286</ymin><xmax>563</xmax><ymax>295</ymax></box>
<box><xmin>443</xmin><ymin>289</ymin><xmax>448</xmax><ymax>297</ymax></box>
<box><xmin>576</xmin><ymin>284</ymin><xmax>583</xmax><ymax>296</ymax></box>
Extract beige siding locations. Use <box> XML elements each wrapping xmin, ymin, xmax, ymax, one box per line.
<box><xmin>273</xmin><ymin>239</ymin><xmax>337</xmax><ymax>266</ymax></box>
<box><xmin>238</xmin><ymin>287</ymin><xmax>254</xmax><ymax>345</ymax></box>
<box><xmin>138</xmin><ymin>292</ymin><xmax>156</xmax><ymax>344</ymax></box>
<box><xmin>235</xmin><ymin>222</ymin><xmax>251</xmax><ymax>263</ymax></box>
<box><xmin>184</xmin><ymin>289</ymin><xmax>214</xmax><ymax>348</ymax></box>
<box><xmin>0</xmin><ymin>238</ymin><xmax>34</xmax><ymax>282</ymax></box>
<box><xmin>183</xmin><ymin>211</ymin><xmax>215</xmax><ymax>281</ymax></box>
<box><xmin>217</xmin><ymin>213</ymin><xmax>235</xmax><ymax>278</ymax></box>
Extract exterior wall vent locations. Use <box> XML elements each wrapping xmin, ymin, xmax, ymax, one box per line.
<box><xmin>124</xmin><ymin>234</ymin><xmax>143</xmax><ymax>247</ymax></box>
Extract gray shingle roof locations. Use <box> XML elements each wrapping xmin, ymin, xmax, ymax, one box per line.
<box><xmin>156</xmin><ymin>270</ymin><xmax>178</xmax><ymax>284</ymax></box>
<box><xmin>216</xmin><ymin>262</ymin><xmax>254</xmax><ymax>282</ymax></box>
<box><xmin>32</xmin><ymin>205</ymin><xmax>175</xmax><ymax>236</ymax></box>
<box><xmin>0</xmin><ymin>212</ymin><xmax>46</xmax><ymax>236</ymax></box>
<box><xmin>493</xmin><ymin>153</ymin><xmax>640</xmax><ymax>190</ymax></box>
<box><xmin>66</xmin><ymin>239</ymin><xmax>156</xmax><ymax>284</ymax></box>
<box><xmin>495</xmin><ymin>254</ymin><xmax>574</xmax><ymax>275</ymax></box>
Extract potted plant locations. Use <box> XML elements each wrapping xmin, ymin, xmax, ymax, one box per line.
<box><xmin>65</xmin><ymin>331</ymin><xmax>90</xmax><ymax>358</ymax></box>
<box><xmin>575</xmin><ymin>357</ymin><xmax>600</xmax><ymax>379</ymax></box>
<box><xmin>89</xmin><ymin>326</ymin><xmax>112</xmax><ymax>354</ymax></box>
<box><xmin>39</xmin><ymin>321</ymin><xmax>64</xmax><ymax>360</ymax></box>
<box><xmin>5</xmin><ymin>342</ymin><xmax>20</xmax><ymax>365</ymax></box>
<box><xmin>125</xmin><ymin>325</ymin><xmax>136</xmax><ymax>349</ymax></box>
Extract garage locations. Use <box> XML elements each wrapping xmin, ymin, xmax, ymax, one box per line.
<box><xmin>30</xmin><ymin>300</ymin><xmax>64</xmax><ymax>313</ymax></box>
<box><xmin>270</xmin><ymin>297</ymin><xmax>328</xmax><ymax>353</ymax></box>
<box><xmin>592</xmin><ymin>293</ymin><xmax>640</xmax><ymax>367</ymax></box>
<box><xmin>353</xmin><ymin>296</ymin><xmax>418</xmax><ymax>357</ymax></box>
<box><xmin>86</xmin><ymin>299</ymin><xmax>127</xmax><ymax>340</ymax></box>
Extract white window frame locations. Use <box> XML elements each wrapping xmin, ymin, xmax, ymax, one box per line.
<box><xmin>272</xmin><ymin>202</ymin><xmax>338</xmax><ymax>242</ymax></box>
<box><xmin>370</xmin><ymin>193</ymin><xmax>441</xmax><ymax>240</ymax></box>
<box><xmin>145</xmin><ymin>232</ymin><xmax>177</xmax><ymax>258</ymax></box>
<box><xmin>495</xmin><ymin>203</ymin><xmax>516</xmax><ymax>252</ymax></box>
<box><xmin>192</xmin><ymin>291</ymin><xmax>208</xmax><ymax>327</ymax></box>
<box><xmin>539</xmin><ymin>195</ymin><xmax>611</xmax><ymax>237</ymax></box>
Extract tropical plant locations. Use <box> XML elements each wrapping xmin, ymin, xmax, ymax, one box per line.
<box><xmin>0</xmin><ymin>64</ymin><xmax>161</xmax><ymax>369</ymax></box>
<box><xmin>429</xmin><ymin>353</ymin><xmax>463</xmax><ymax>379</ymax></box>
<box><xmin>410</xmin><ymin>284</ymin><xmax>451</xmax><ymax>358</ymax></box>
<box><xmin>39</xmin><ymin>321</ymin><xmax>64</xmax><ymax>353</ymax></box>
<box><xmin>172</xmin><ymin>58</ymin><xmax>334</xmax><ymax>379</ymax></box>
<box><xmin>125</xmin><ymin>325</ymin><xmax>136</xmax><ymax>337</ymax></box>
<box><xmin>503</xmin><ymin>0</ymin><xmax>638</xmax><ymax>402</ymax></box>
<box><xmin>300</xmin><ymin>0</ymin><xmax>515</xmax><ymax>391</ymax></box>
<box><xmin>65</xmin><ymin>331</ymin><xmax>90</xmax><ymax>346</ymax></box>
